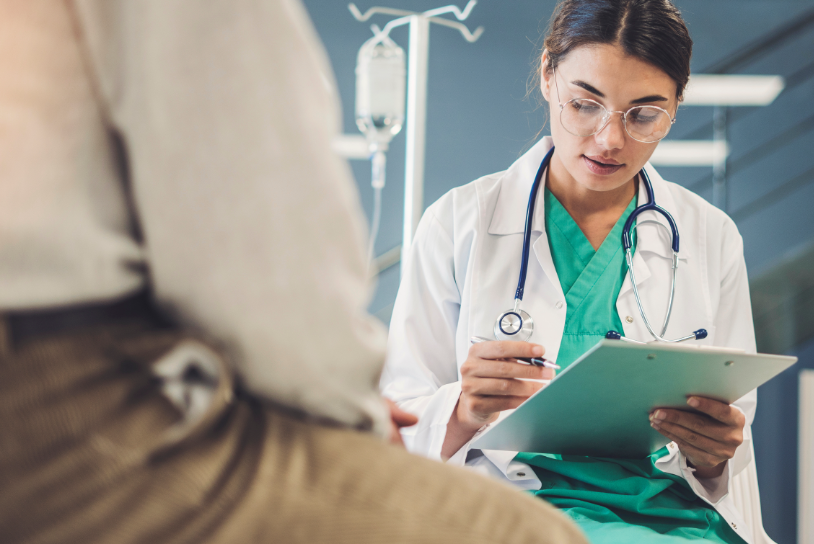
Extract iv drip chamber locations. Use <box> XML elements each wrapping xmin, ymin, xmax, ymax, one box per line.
<box><xmin>355</xmin><ymin>33</ymin><xmax>406</xmax><ymax>149</ymax></box>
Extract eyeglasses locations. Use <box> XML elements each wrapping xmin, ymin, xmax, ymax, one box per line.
<box><xmin>554</xmin><ymin>70</ymin><xmax>676</xmax><ymax>144</ymax></box>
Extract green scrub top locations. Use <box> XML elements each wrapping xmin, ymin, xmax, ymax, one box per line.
<box><xmin>514</xmin><ymin>188</ymin><xmax>743</xmax><ymax>544</ymax></box>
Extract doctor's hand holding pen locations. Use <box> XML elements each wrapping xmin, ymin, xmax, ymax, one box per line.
<box><xmin>441</xmin><ymin>339</ymin><xmax>558</xmax><ymax>460</ymax></box>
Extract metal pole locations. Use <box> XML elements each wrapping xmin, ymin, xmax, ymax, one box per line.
<box><xmin>712</xmin><ymin>106</ymin><xmax>728</xmax><ymax>211</ymax></box>
<box><xmin>402</xmin><ymin>15</ymin><xmax>429</xmax><ymax>272</ymax></box>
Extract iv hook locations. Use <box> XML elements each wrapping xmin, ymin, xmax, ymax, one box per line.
<box><xmin>349</xmin><ymin>2</ymin><xmax>484</xmax><ymax>43</ymax></box>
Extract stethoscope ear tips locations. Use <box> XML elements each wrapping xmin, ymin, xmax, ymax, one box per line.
<box><xmin>693</xmin><ymin>329</ymin><xmax>708</xmax><ymax>340</ymax></box>
<box><xmin>605</xmin><ymin>331</ymin><xmax>622</xmax><ymax>340</ymax></box>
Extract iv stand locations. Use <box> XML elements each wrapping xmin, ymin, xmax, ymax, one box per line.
<box><xmin>349</xmin><ymin>2</ymin><xmax>483</xmax><ymax>272</ymax></box>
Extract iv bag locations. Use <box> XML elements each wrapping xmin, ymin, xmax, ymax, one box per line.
<box><xmin>355</xmin><ymin>33</ymin><xmax>406</xmax><ymax>147</ymax></box>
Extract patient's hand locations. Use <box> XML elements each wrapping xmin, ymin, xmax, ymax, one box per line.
<box><xmin>649</xmin><ymin>396</ymin><xmax>745</xmax><ymax>479</ymax></box>
<box><xmin>384</xmin><ymin>398</ymin><xmax>418</xmax><ymax>448</ymax></box>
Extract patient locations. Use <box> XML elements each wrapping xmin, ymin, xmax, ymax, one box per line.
<box><xmin>0</xmin><ymin>1</ymin><xmax>586</xmax><ymax>543</ymax></box>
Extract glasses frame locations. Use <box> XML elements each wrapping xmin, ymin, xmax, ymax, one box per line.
<box><xmin>553</xmin><ymin>69</ymin><xmax>677</xmax><ymax>144</ymax></box>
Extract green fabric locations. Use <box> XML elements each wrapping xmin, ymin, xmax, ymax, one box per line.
<box><xmin>516</xmin><ymin>449</ymin><xmax>742</xmax><ymax>544</ymax></box>
<box><xmin>543</xmin><ymin>188</ymin><xmax>634</xmax><ymax>371</ymax></box>
<box><xmin>513</xmin><ymin>189</ymin><xmax>743</xmax><ymax>544</ymax></box>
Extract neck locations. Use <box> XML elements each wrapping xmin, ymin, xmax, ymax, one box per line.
<box><xmin>546</xmin><ymin>151</ymin><xmax>638</xmax><ymax>251</ymax></box>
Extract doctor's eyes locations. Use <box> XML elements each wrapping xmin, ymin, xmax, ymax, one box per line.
<box><xmin>627</xmin><ymin>109</ymin><xmax>661</xmax><ymax>125</ymax></box>
<box><xmin>569</xmin><ymin>100</ymin><xmax>602</xmax><ymax>115</ymax></box>
<box><xmin>567</xmin><ymin>99</ymin><xmax>660</xmax><ymax>124</ymax></box>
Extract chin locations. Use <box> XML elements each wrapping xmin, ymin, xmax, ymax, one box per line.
<box><xmin>582</xmin><ymin>178</ymin><xmax>629</xmax><ymax>193</ymax></box>
<box><xmin>575</xmin><ymin>161</ymin><xmax>635</xmax><ymax>193</ymax></box>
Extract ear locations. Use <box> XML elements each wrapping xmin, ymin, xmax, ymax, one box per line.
<box><xmin>540</xmin><ymin>50</ymin><xmax>553</xmax><ymax>103</ymax></box>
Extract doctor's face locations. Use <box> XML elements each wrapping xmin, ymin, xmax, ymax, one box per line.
<box><xmin>541</xmin><ymin>43</ymin><xmax>679</xmax><ymax>194</ymax></box>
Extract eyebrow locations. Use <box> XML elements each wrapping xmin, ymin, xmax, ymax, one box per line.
<box><xmin>571</xmin><ymin>80</ymin><xmax>669</xmax><ymax>104</ymax></box>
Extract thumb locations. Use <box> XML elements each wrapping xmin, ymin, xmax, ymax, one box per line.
<box><xmin>384</xmin><ymin>398</ymin><xmax>418</xmax><ymax>428</ymax></box>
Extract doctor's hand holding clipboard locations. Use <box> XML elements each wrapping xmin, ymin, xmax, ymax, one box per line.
<box><xmin>649</xmin><ymin>396</ymin><xmax>746</xmax><ymax>479</ymax></box>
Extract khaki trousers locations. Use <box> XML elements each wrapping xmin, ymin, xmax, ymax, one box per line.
<box><xmin>0</xmin><ymin>319</ymin><xmax>586</xmax><ymax>544</ymax></box>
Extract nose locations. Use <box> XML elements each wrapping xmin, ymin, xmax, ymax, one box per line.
<box><xmin>594</xmin><ymin>111</ymin><xmax>626</xmax><ymax>151</ymax></box>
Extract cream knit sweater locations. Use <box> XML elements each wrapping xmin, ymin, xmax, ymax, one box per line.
<box><xmin>0</xmin><ymin>0</ymin><xmax>389</xmax><ymax>433</ymax></box>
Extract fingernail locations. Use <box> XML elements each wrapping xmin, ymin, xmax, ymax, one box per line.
<box><xmin>650</xmin><ymin>422</ymin><xmax>659</xmax><ymax>429</ymax></box>
<box><xmin>687</xmin><ymin>397</ymin><xmax>700</xmax><ymax>408</ymax></box>
<box><xmin>532</xmin><ymin>345</ymin><xmax>544</xmax><ymax>357</ymax></box>
<box><xmin>653</xmin><ymin>410</ymin><xmax>665</xmax><ymax>421</ymax></box>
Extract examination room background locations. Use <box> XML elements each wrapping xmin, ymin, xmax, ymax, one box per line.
<box><xmin>302</xmin><ymin>1</ymin><xmax>814</xmax><ymax>542</ymax></box>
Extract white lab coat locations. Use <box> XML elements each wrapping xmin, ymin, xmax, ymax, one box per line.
<box><xmin>382</xmin><ymin>136</ymin><xmax>759</xmax><ymax>544</ymax></box>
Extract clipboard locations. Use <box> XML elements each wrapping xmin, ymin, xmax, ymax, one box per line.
<box><xmin>471</xmin><ymin>340</ymin><xmax>796</xmax><ymax>458</ymax></box>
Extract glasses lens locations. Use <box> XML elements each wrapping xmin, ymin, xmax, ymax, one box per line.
<box><xmin>560</xmin><ymin>99</ymin><xmax>606</xmax><ymax>137</ymax></box>
<box><xmin>625</xmin><ymin>106</ymin><xmax>672</xmax><ymax>143</ymax></box>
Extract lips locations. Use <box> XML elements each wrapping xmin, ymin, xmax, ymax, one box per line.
<box><xmin>583</xmin><ymin>155</ymin><xmax>624</xmax><ymax>176</ymax></box>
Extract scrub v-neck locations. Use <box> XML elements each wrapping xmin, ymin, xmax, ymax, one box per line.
<box><xmin>544</xmin><ymin>187</ymin><xmax>633</xmax><ymax>369</ymax></box>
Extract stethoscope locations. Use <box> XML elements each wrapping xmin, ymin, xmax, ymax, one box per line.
<box><xmin>493</xmin><ymin>146</ymin><xmax>707</xmax><ymax>345</ymax></box>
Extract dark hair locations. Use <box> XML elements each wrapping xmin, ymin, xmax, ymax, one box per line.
<box><xmin>534</xmin><ymin>0</ymin><xmax>693</xmax><ymax>100</ymax></box>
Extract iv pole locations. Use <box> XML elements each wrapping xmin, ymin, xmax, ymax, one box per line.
<box><xmin>349</xmin><ymin>2</ymin><xmax>483</xmax><ymax>272</ymax></box>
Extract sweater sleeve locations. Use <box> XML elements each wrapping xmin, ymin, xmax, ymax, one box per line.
<box><xmin>381</xmin><ymin>202</ymin><xmax>466</xmax><ymax>459</ymax></box>
<box><xmin>71</xmin><ymin>0</ymin><xmax>390</xmax><ymax>433</ymax></box>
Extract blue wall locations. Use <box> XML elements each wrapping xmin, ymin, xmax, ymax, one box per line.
<box><xmin>303</xmin><ymin>2</ymin><xmax>814</xmax><ymax>542</ymax></box>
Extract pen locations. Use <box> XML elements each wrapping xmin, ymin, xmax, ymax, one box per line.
<box><xmin>469</xmin><ymin>336</ymin><xmax>560</xmax><ymax>370</ymax></box>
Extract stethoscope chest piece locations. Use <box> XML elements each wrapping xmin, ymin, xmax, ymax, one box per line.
<box><xmin>494</xmin><ymin>308</ymin><xmax>534</xmax><ymax>341</ymax></box>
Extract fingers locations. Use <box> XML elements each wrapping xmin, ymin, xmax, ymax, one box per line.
<box><xmin>686</xmin><ymin>396</ymin><xmax>746</xmax><ymax>427</ymax></box>
<box><xmin>462</xmin><ymin>376</ymin><xmax>544</xmax><ymax>398</ymax></box>
<box><xmin>650</xmin><ymin>408</ymin><xmax>729</xmax><ymax>442</ymax></box>
<box><xmin>470</xmin><ymin>340</ymin><xmax>545</xmax><ymax>361</ymax></box>
<box><xmin>651</xmin><ymin>399</ymin><xmax>745</xmax><ymax>446</ymax></box>
<box><xmin>384</xmin><ymin>398</ymin><xmax>417</xmax><ymax>448</ymax></box>
<box><xmin>462</xmin><ymin>358</ymin><xmax>549</xmax><ymax>380</ymax></box>
<box><xmin>383</xmin><ymin>398</ymin><xmax>418</xmax><ymax>428</ymax></box>
<box><xmin>391</xmin><ymin>407</ymin><xmax>419</xmax><ymax>428</ymax></box>
<box><xmin>650</xmin><ymin>402</ymin><xmax>743</xmax><ymax>469</ymax></box>
<box><xmin>388</xmin><ymin>423</ymin><xmax>407</xmax><ymax>447</ymax></box>
<box><xmin>459</xmin><ymin>394</ymin><xmax>528</xmax><ymax>419</ymax></box>
<box><xmin>650</xmin><ymin>424</ymin><xmax>729</xmax><ymax>468</ymax></box>
<box><xmin>650</xmin><ymin>417</ymin><xmax>739</xmax><ymax>461</ymax></box>
<box><xmin>459</xmin><ymin>341</ymin><xmax>552</xmax><ymax>425</ymax></box>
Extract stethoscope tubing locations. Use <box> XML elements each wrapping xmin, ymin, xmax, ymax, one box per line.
<box><xmin>621</xmin><ymin>168</ymin><xmax>680</xmax><ymax>253</ymax></box>
<box><xmin>499</xmin><ymin>145</ymin><xmax>707</xmax><ymax>344</ymax></box>
<box><xmin>515</xmin><ymin>146</ymin><xmax>555</xmax><ymax>302</ymax></box>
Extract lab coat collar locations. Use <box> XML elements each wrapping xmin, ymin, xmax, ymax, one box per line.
<box><xmin>488</xmin><ymin>137</ymin><xmax>552</xmax><ymax>237</ymax></box>
<box><xmin>487</xmin><ymin>137</ymin><xmax>688</xmax><ymax>261</ymax></box>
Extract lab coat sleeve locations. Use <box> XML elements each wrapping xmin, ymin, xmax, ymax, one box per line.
<box><xmin>380</xmin><ymin>201</ymin><xmax>467</xmax><ymax>461</ymax></box>
<box><xmin>710</xmin><ymin>219</ymin><xmax>757</xmax><ymax>476</ymax></box>
<box><xmin>71</xmin><ymin>0</ymin><xmax>390</xmax><ymax>434</ymax></box>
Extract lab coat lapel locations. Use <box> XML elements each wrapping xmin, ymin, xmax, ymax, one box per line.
<box><xmin>532</xmin><ymin>230</ymin><xmax>565</xmax><ymax>301</ymax></box>
<box><xmin>620</xmin><ymin>245</ymin><xmax>652</xmax><ymax>298</ymax></box>
<box><xmin>488</xmin><ymin>137</ymin><xmax>553</xmax><ymax>236</ymax></box>
<box><xmin>479</xmin><ymin>137</ymin><xmax>566</xmax><ymax>357</ymax></box>
<box><xmin>488</xmin><ymin>137</ymin><xmax>564</xmax><ymax>301</ymax></box>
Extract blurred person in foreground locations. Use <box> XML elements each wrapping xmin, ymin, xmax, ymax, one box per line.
<box><xmin>0</xmin><ymin>1</ymin><xmax>587</xmax><ymax>543</ymax></box>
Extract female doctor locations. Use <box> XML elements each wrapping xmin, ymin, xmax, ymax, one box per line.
<box><xmin>381</xmin><ymin>1</ymin><xmax>759</xmax><ymax>543</ymax></box>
